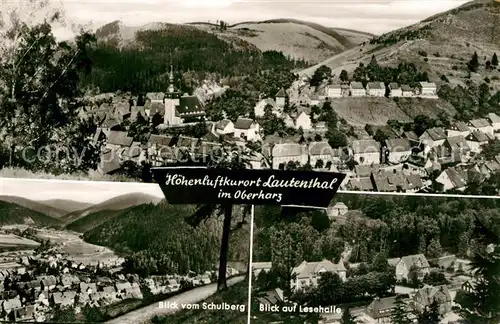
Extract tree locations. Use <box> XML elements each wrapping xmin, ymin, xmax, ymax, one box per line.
<box><xmin>417</xmin><ymin>299</ymin><xmax>441</xmax><ymax>324</ymax></box>
<box><xmin>0</xmin><ymin>2</ymin><xmax>96</xmax><ymax>172</ymax></box>
<box><xmin>468</xmin><ymin>52</ymin><xmax>479</xmax><ymax>72</ymax></box>
<box><xmin>82</xmin><ymin>306</ymin><xmax>105</xmax><ymax>323</ymax></box>
<box><xmin>426</xmin><ymin>238</ymin><xmax>443</xmax><ymax>259</ymax></box>
<box><xmin>391</xmin><ymin>294</ymin><xmax>411</xmax><ymax>324</ymax></box>
<box><xmin>310</xmin><ymin>65</ymin><xmax>332</xmax><ymax>87</ymax></box>
<box><xmin>457</xmin><ymin>216</ymin><xmax>500</xmax><ymax>323</ymax></box>
<box><xmin>340</xmin><ymin>69</ymin><xmax>349</xmax><ymax>82</ymax></box>
<box><xmin>326</xmin><ymin>128</ymin><xmax>347</xmax><ymax>149</ymax></box>
<box><xmin>340</xmin><ymin>307</ymin><xmax>357</xmax><ymax>324</ymax></box>
<box><xmin>492</xmin><ymin>53</ymin><xmax>498</xmax><ymax>67</ymax></box>
<box><xmin>50</xmin><ymin>307</ymin><xmax>77</xmax><ymax>322</ymax></box>
<box><xmin>373</xmin><ymin>129</ymin><xmax>388</xmax><ymax>143</ymax></box>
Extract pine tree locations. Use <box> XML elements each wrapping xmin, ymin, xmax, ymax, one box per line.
<box><xmin>417</xmin><ymin>300</ymin><xmax>441</xmax><ymax>324</ymax></box>
<box><xmin>340</xmin><ymin>307</ymin><xmax>357</xmax><ymax>324</ymax></box>
<box><xmin>493</xmin><ymin>53</ymin><xmax>499</xmax><ymax>67</ymax></box>
<box><xmin>391</xmin><ymin>294</ymin><xmax>411</xmax><ymax>324</ymax></box>
<box><xmin>468</xmin><ymin>52</ymin><xmax>480</xmax><ymax>72</ymax></box>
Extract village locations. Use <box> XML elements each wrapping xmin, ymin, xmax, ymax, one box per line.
<box><xmin>253</xmin><ymin>250</ymin><xmax>474</xmax><ymax>324</ymax></box>
<box><xmin>84</xmin><ymin>66</ymin><xmax>500</xmax><ymax>195</ymax></box>
<box><xmin>253</xmin><ymin>200</ymin><xmax>477</xmax><ymax>323</ymax></box>
<box><xmin>0</xmin><ymin>227</ymin><xmax>241</xmax><ymax>322</ymax></box>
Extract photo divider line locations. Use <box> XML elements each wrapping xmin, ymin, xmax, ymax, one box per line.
<box><xmin>247</xmin><ymin>204</ymin><xmax>255</xmax><ymax>324</ymax></box>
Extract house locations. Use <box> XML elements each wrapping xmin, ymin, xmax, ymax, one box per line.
<box><xmin>310</xmin><ymin>94</ymin><xmax>320</xmax><ymax>106</ymax></box>
<box><xmin>447</xmin><ymin>121</ymin><xmax>471</xmax><ymax>138</ymax></box>
<box><xmin>349</xmin><ymin>82</ymin><xmax>366</xmax><ymax>97</ymax></box>
<box><xmin>271</xmin><ymin>143</ymin><xmax>308</xmax><ymax>169</ymax></box>
<box><xmin>291</xmin><ymin>260</ymin><xmax>346</xmax><ymax>292</ymax></box>
<box><xmin>252</xmin><ymin>262</ymin><xmax>272</xmax><ymax>276</ymax></box>
<box><xmin>419</xmin><ymin>127</ymin><xmax>447</xmax><ymax>154</ymax></box>
<box><xmin>435</xmin><ymin>167</ymin><xmax>468</xmax><ymax>191</ymax></box>
<box><xmin>275</xmin><ymin>88</ymin><xmax>286</xmax><ymax>107</ymax></box>
<box><xmin>233</xmin><ymin>118</ymin><xmax>261</xmax><ymax>142</ymax></box>
<box><xmin>419</xmin><ymin>82</ymin><xmax>437</xmax><ymax>96</ymax></box>
<box><xmin>214</xmin><ymin>119</ymin><xmax>235</xmax><ymax>135</ymax></box>
<box><xmin>440</xmin><ymin>136</ymin><xmax>471</xmax><ymax>164</ymax></box>
<box><xmin>308</xmin><ymin>141</ymin><xmax>334</xmax><ymax>167</ymax></box>
<box><xmin>466</xmin><ymin>130</ymin><xmax>494</xmax><ymax>154</ymax></box>
<box><xmin>389</xmin><ymin>83</ymin><xmax>402</xmax><ymax>97</ymax></box>
<box><xmin>254</xmin><ymin>98</ymin><xmax>281</xmax><ymax>117</ymax></box>
<box><xmin>146</xmin><ymin>92</ymin><xmax>165</xmax><ymax>103</ymax></box>
<box><xmin>366</xmin><ymin>296</ymin><xmax>399</xmax><ymax>323</ymax></box>
<box><xmin>40</xmin><ymin>276</ymin><xmax>57</xmax><ymax>291</ymax></box>
<box><xmin>99</xmin><ymin>118</ymin><xmax>121</xmax><ymax>136</ymax></box>
<box><xmin>384</xmin><ymin>138</ymin><xmax>412</xmax><ymax>164</ymax></box>
<box><xmin>401</xmin><ymin>84</ymin><xmax>414</xmax><ymax>97</ymax></box>
<box><xmin>130</xmin><ymin>106</ymin><xmax>148</xmax><ymax>123</ymax></box>
<box><xmin>80</xmin><ymin>282</ymin><xmax>97</xmax><ymax>294</ymax></box>
<box><xmin>115</xmin><ymin>281</ymin><xmax>132</xmax><ymax>294</ymax></box>
<box><xmin>326</xmin><ymin>202</ymin><xmax>348</xmax><ymax>219</ymax></box>
<box><xmin>167</xmin><ymin>279</ymin><xmax>180</xmax><ymax>292</ymax></box>
<box><xmin>2</xmin><ymin>297</ymin><xmax>21</xmax><ymax>314</ymax></box>
<box><xmin>394</xmin><ymin>254</ymin><xmax>430</xmax><ymax>280</ymax></box>
<box><xmin>326</xmin><ymin>84</ymin><xmax>342</xmax><ymax>98</ymax></box>
<box><xmin>35</xmin><ymin>291</ymin><xmax>49</xmax><ymax>306</ymax></box>
<box><xmin>469</xmin><ymin>118</ymin><xmax>493</xmax><ymax>135</ymax></box>
<box><xmin>348</xmin><ymin>177</ymin><xmax>374</xmax><ymax>191</ymax></box>
<box><xmin>60</xmin><ymin>275</ymin><xmax>80</xmax><ymax>288</ymax></box>
<box><xmin>14</xmin><ymin>305</ymin><xmax>35</xmax><ymax>321</ymax></box>
<box><xmin>486</xmin><ymin>112</ymin><xmax>500</xmax><ymax>131</ymax></box>
<box><xmin>351</xmin><ymin>139</ymin><xmax>381</xmax><ymax>165</ymax></box>
<box><xmin>106</xmin><ymin>130</ymin><xmax>133</xmax><ymax>150</ymax></box>
<box><xmin>461</xmin><ymin>280</ymin><xmax>476</xmax><ymax>293</ymax></box>
<box><xmin>294</xmin><ymin>111</ymin><xmax>312</xmax><ymax>131</ymax></box>
<box><xmin>372</xmin><ymin>170</ymin><xmax>424</xmax><ymax>193</ymax></box>
<box><xmin>366</xmin><ymin>81</ymin><xmax>386</xmax><ymax>97</ymax></box>
<box><xmin>413</xmin><ymin>285</ymin><xmax>452</xmax><ymax>315</ymax></box>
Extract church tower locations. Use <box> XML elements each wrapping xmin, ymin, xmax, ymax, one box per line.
<box><xmin>164</xmin><ymin>65</ymin><xmax>181</xmax><ymax>125</ymax></box>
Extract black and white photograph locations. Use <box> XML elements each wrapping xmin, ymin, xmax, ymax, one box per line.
<box><xmin>0</xmin><ymin>178</ymin><xmax>251</xmax><ymax>323</ymax></box>
<box><xmin>0</xmin><ymin>0</ymin><xmax>499</xmax><ymax>195</ymax></box>
<box><xmin>0</xmin><ymin>0</ymin><xmax>500</xmax><ymax>323</ymax></box>
<box><xmin>249</xmin><ymin>192</ymin><xmax>499</xmax><ymax>324</ymax></box>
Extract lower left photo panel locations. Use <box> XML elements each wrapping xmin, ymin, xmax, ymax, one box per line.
<box><xmin>0</xmin><ymin>178</ymin><xmax>251</xmax><ymax>323</ymax></box>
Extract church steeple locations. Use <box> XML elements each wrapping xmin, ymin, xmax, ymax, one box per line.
<box><xmin>167</xmin><ymin>64</ymin><xmax>177</xmax><ymax>94</ymax></box>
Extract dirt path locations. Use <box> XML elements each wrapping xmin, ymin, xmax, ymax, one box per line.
<box><xmin>105</xmin><ymin>276</ymin><xmax>245</xmax><ymax>324</ymax></box>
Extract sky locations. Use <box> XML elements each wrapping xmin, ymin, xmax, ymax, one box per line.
<box><xmin>2</xmin><ymin>0</ymin><xmax>470</xmax><ymax>40</ymax></box>
<box><xmin>0</xmin><ymin>178</ymin><xmax>164</xmax><ymax>204</ymax></box>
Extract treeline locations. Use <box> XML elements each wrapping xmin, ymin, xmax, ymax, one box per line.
<box><xmin>254</xmin><ymin>195</ymin><xmax>500</xmax><ymax>266</ymax></box>
<box><xmin>351</xmin><ymin>55</ymin><xmax>429</xmax><ymax>88</ymax></box>
<box><xmin>83</xmin><ymin>202</ymin><xmax>246</xmax><ymax>277</ymax></box>
<box><xmin>369</xmin><ymin>25</ymin><xmax>432</xmax><ymax>45</ymax></box>
<box><xmin>80</xmin><ymin>25</ymin><xmax>307</xmax><ymax>93</ymax></box>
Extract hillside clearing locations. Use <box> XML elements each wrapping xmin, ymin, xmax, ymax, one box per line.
<box><xmin>329</xmin><ymin>97</ymin><xmax>412</xmax><ymax>127</ymax></box>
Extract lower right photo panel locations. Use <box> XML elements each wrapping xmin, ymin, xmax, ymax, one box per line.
<box><xmin>249</xmin><ymin>193</ymin><xmax>499</xmax><ymax>324</ymax></box>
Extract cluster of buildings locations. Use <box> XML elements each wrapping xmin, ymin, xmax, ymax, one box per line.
<box><xmin>254</xmin><ymin>250</ymin><xmax>475</xmax><ymax>324</ymax></box>
<box><xmin>0</xmin><ymin>238</ymin><xmax>226</xmax><ymax>322</ymax></box>
<box><xmin>323</xmin><ymin>81</ymin><xmax>438</xmax><ymax>98</ymax></box>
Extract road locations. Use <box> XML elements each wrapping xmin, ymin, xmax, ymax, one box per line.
<box><xmin>105</xmin><ymin>276</ymin><xmax>245</xmax><ymax>324</ymax></box>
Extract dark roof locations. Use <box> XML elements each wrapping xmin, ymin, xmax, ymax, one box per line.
<box><xmin>444</xmin><ymin>167</ymin><xmax>467</xmax><ymax>188</ymax></box>
<box><xmin>389</xmin><ymin>82</ymin><xmax>400</xmax><ymax>89</ymax></box>
<box><xmin>385</xmin><ymin>138</ymin><xmax>412</xmax><ymax>152</ymax></box>
<box><xmin>275</xmin><ymin>88</ymin><xmax>286</xmax><ymax>97</ymax></box>
<box><xmin>424</xmin><ymin>127</ymin><xmax>446</xmax><ymax>141</ymax></box>
<box><xmin>403</xmin><ymin>131</ymin><xmax>419</xmax><ymax>141</ymax></box>
<box><xmin>349</xmin><ymin>177</ymin><xmax>374</xmax><ymax>191</ymax></box>
<box><xmin>177</xmin><ymin>96</ymin><xmax>204</xmax><ymax>115</ymax></box>
<box><xmin>148</xmin><ymin>134</ymin><xmax>177</xmax><ymax>147</ymax></box>
<box><xmin>355</xmin><ymin>164</ymin><xmax>380</xmax><ymax>177</ymax></box>
<box><xmin>467</xmin><ymin>130</ymin><xmax>490</xmax><ymax>142</ymax></box>
<box><xmin>446</xmin><ymin>136</ymin><xmax>470</xmax><ymax>152</ymax></box>
<box><xmin>350</xmin><ymin>82</ymin><xmax>365</xmax><ymax>90</ymax></box>
<box><xmin>101</xmin><ymin>118</ymin><xmax>120</xmax><ymax>129</ymax></box>
<box><xmin>367</xmin><ymin>82</ymin><xmax>385</xmax><ymax>89</ymax></box>
<box><xmin>130</xmin><ymin>106</ymin><xmax>148</xmax><ymax>122</ymax></box>
<box><xmin>234</xmin><ymin>118</ymin><xmax>254</xmax><ymax>130</ymax></box>
<box><xmin>107</xmin><ymin>131</ymin><xmax>133</xmax><ymax>147</ymax></box>
<box><xmin>469</xmin><ymin>118</ymin><xmax>490</xmax><ymax>128</ymax></box>
<box><xmin>450</xmin><ymin>121</ymin><xmax>469</xmax><ymax>132</ymax></box>
<box><xmin>372</xmin><ymin>170</ymin><xmax>423</xmax><ymax>192</ymax></box>
<box><xmin>367</xmin><ymin>297</ymin><xmax>397</xmax><ymax>319</ymax></box>
<box><xmin>401</xmin><ymin>84</ymin><xmax>413</xmax><ymax>91</ymax></box>
<box><xmin>150</xmin><ymin>102</ymin><xmax>165</xmax><ymax>116</ymax></box>
<box><xmin>215</xmin><ymin>119</ymin><xmax>233</xmax><ymax>130</ymax></box>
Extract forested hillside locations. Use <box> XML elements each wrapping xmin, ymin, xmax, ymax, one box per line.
<box><xmin>80</xmin><ymin>23</ymin><xmax>307</xmax><ymax>94</ymax></box>
<box><xmin>0</xmin><ymin>201</ymin><xmax>63</xmax><ymax>227</ymax></box>
<box><xmin>253</xmin><ymin>195</ymin><xmax>500</xmax><ymax>265</ymax></box>
<box><xmin>82</xmin><ymin>202</ymin><xmax>250</xmax><ymax>277</ymax></box>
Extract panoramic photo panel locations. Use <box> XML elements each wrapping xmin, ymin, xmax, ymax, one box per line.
<box><xmin>249</xmin><ymin>192</ymin><xmax>499</xmax><ymax>324</ymax></box>
<box><xmin>0</xmin><ymin>178</ymin><xmax>252</xmax><ymax>323</ymax></box>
